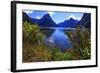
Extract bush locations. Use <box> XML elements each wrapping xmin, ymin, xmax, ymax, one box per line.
<box><xmin>65</xmin><ymin>27</ymin><xmax>91</xmax><ymax>59</ymax></box>
<box><xmin>23</xmin><ymin>21</ymin><xmax>52</xmax><ymax>62</ymax></box>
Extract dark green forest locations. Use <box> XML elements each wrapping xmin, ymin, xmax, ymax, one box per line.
<box><xmin>23</xmin><ymin>21</ymin><xmax>91</xmax><ymax>62</ymax></box>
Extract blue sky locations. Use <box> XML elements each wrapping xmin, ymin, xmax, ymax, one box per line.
<box><xmin>23</xmin><ymin>10</ymin><xmax>84</xmax><ymax>24</ymax></box>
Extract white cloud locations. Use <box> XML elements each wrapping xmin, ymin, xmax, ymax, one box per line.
<box><xmin>45</xmin><ymin>11</ymin><xmax>55</xmax><ymax>17</ymax></box>
<box><xmin>23</xmin><ymin>11</ymin><xmax>34</xmax><ymax>14</ymax></box>
<box><xmin>36</xmin><ymin>16</ymin><xmax>41</xmax><ymax>19</ymax></box>
<box><xmin>66</xmin><ymin>15</ymin><xmax>82</xmax><ymax>20</ymax></box>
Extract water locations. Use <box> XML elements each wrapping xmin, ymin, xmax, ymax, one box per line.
<box><xmin>42</xmin><ymin>28</ymin><xmax>73</xmax><ymax>50</ymax></box>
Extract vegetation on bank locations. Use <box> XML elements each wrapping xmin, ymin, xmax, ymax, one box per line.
<box><xmin>65</xmin><ymin>27</ymin><xmax>91</xmax><ymax>60</ymax></box>
<box><xmin>23</xmin><ymin>21</ymin><xmax>91</xmax><ymax>63</ymax></box>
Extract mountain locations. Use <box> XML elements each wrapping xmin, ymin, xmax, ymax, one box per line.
<box><xmin>23</xmin><ymin>12</ymin><xmax>39</xmax><ymax>24</ymax></box>
<box><xmin>38</xmin><ymin>13</ymin><xmax>56</xmax><ymax>27</ymax></box>
<box><xmin>58</xmin><ymin>18</ymin><xmax>79</xmax><ymax>28</ymax></box>
<box><xmin>66</xmin><ymin>18</ymin><xmax>79</xmax><ymax>27</ymax></box>
<box><xmin>23</xmin><ymin>12</ymin><xmax>56</xmax><ymax>27</ymax></box>
<box><xmin>58</xmin><ymin>13</ymin><xmax>91</xmax><ymax>28</ymax></box>
<box><xmin>57</xmin><ymin>20</ymin><xmax>68</xmax><ymax>27</ymax></box>
<box><xmin>23</xmin><ymin>12</ymin><xmax>86</xmax><ymax>28</ymax></box>
<box><xmin>23</xmin><ymin>12</ymin><xmax>31</xmax><ymax>22</ymax></box>
<box><xmin>77</xmin><ymin>13</ymin><xmax>91</xmax><ymax>28</ymax></box>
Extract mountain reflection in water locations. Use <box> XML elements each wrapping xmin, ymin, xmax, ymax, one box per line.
<box><xmin>42</xmin><ymin>28</ymin><xmax>73</xmax><ymax>50</ymax></box>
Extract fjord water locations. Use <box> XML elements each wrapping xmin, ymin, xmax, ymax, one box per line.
<box><xmin>42</xmin><ymin>27</ymin><xmax>73</xmax><ymax>50</ymax></box>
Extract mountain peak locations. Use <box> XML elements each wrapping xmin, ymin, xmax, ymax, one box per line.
<box><xmin>43</xmin><ymin>13</ymin><xmax>51</xmax><ymax>18</ymax></box>
<box><xmin>69</xmin><ymin>18</ymin><xmax>74</xmax><ymax>21</ymax></box>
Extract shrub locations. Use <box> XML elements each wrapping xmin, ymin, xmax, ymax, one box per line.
<box><xmin>65</xmin><ymin>27</ymin><xmax>91</xmax><ymax>59</ymax></box>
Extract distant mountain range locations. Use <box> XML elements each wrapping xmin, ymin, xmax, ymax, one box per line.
<box><xmin>23</xmin><ymin>12</ymin><xmax>91</xmax><ymax>28</ymax></box>
<box><xmin>58</xmin><ymin>18</ymin><xmax>79</xmax><ymax>28</ymax></box>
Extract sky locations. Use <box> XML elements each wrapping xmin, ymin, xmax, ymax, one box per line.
<box><xmin>23</xmin><ymin>10</ymin><xmax>84</xmax><ymax>24</ymax></box>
